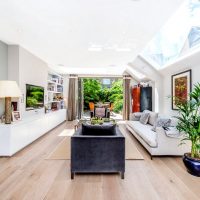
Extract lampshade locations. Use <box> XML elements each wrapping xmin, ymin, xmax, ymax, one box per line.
<box><xmin>0</xmin><ymin>81</ymin><xmax>22</xmax><ymax>98</ymax></box>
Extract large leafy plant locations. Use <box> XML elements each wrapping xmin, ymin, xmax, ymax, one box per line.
<box><xmin>175</xmin><ymin>83</ymin><xmax>200</xmax><ymax>158</ymax></box>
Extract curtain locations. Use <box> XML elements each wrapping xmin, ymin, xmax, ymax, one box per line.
<box><xmin>67</xmin><ymin>75</ymin><xmax>78</xmax><ymax>121</ymax></box>
<box><xmin>77</xmin><ymin>78</ymin><xmax>83</xmax><ymax>119</ymax></box>
<box><xmin>123</xmin><ymin>75</ymin><xmax>131</xmax><ymax>120</ymax></box>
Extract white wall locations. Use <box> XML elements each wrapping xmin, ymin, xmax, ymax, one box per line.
<box><xmin>19</xmin><ymin>47</ymin><xmax>48</xmax><ymax>118</ymax></box>
<box><xmin>128</xmin><ymin>57</ymin><xmax>164</xmax><ymax>113</ymax></box>
<box><xmin>1</xmin><ymin>42</ymin><xmax>68</xmax><ymax>120</ymax></box>
<box><xmin>0</xmin><ymin>41</ymin><xmax>8</xmax><ymax>80</ymax></box>
<box><xmin>161</xmin><ymin>53</ymin><xmax>200</xmax><ymax>116</ymax></box>
<box><xmin>0</xmin><ymin>41</ymin><xmax>8</xmax><ymax>116</ymax></box>
<box><xmin>7</xmin><ymin>45</ymin><xmax>49</xmax><ymax>118</ymax></box>
<box><xmin>8</xmin><ymin>45</ymin><xmax>19</xmax><ymax>83</ymax></box>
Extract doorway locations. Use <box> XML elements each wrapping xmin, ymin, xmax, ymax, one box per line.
<box><xmin>78</xmin><ymin>77</ymin><xmax>123</xmax><ymax>120</ymax></box>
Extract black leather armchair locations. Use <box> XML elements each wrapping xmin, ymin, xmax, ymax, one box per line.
<box><xmin>71</xmin><ymin>124</ymin><xmax>125</xmax><ymax>179</ymax></box>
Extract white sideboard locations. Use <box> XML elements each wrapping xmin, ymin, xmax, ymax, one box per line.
<box><xmin>0</xmin><ymin>109</ymin><xmax>66</xmax><ymax>156</ymax></box>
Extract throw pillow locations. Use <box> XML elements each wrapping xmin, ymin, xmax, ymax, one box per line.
<box><xmin>165</xmin><ymin>127</ymin><xmax>182</xmax><ymax>138</ymax></box>
<box><xmin>152</xmin><ymin>118</ymin><xmax>171</xmax><ymax>132</ymax></box>
<box><xmin>144</xmin><ymin>110</ymin><xmax>158</xmax><ymax>126</ymax></box>
<box><xmin>139</xmin><ymin>113</ymin><xmax>150</xmax><ymax>125</ymax></box>
<box><xmin>130</xmin><ymin>112</ymin><xmax>142</xmax><ymax>121</ymax></box>
<box><xmin>170</xmin><ymin>117</ymin><xmax>179</xmax><ymax>127</ymax></box>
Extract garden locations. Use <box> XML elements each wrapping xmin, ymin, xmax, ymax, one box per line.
<box><xmin>83</xmin><ymin>78</ymin><xmax>123</xmax><ymax>114</ymax></box>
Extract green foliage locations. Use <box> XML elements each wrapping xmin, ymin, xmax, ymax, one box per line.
<box><xmin>109</xmin><ymin>80</ymin><xmax>123</xmax><ymax>113</ymax></box>
<box><xmin>27</xmin><ymin>97</ymin><xmax>38</xmax><ymax>107</ymax></box>
<box><xmin>175</xmin><ymin>83</ymin><xmax>200</xmax><ymax>158</ymax></box>
<box><xmin>83</xmin><ymin>79</ymin><xmax>101</xmax><ymax>109</ymax></box>
<box><xmin>31</xmin><ymin>91</ymin><xmax>43</xmax><ymax>101</ymax></box>
<box><xmin>109</xmin><ymin>80</ymin><xmax>123</xmax><ymax>103</ymax></box>
<box><xmin>27</xmin><ymin>88</ymin><xmax>43</xmax><ymax>108</ymax></box>
<box><xmin>83</xmin><ymin>78</ymin><xmax>123</xmax><ymax>113</ymax></box>
<box><xmin>98</xmin><ymin>87</ymin><xmax>110</xmax><ymax>103</ymax></box>
<box><xmin>113</xmin><ymin>99</ymin><xmax>123</xmax><ymax>113</ymax></box>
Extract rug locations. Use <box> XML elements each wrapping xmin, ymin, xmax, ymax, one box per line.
<box><xmin>46</xmin><ymin>126</ymin><xmax>144</xmax><ymax>160</ymax></box>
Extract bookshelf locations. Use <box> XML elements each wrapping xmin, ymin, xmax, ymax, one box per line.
<box><xmin>47</xmin><ymin>72</ymin><xmax>64</xmax><ymax>111</ymax></box>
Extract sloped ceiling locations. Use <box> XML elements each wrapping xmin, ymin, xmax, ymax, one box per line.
<box><xmin>0</xmin><ymin>0</ymin><xmax>183</xmax><ymax>75</ymax></box>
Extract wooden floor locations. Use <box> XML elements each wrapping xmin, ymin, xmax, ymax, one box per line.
<box><xmin>0</xmin><ymin>121</ymin><xmax>199</xmax><ymax>200</ymax></box>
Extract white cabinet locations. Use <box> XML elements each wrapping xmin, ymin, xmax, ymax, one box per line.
<box><xmin>0</xmin><ymin>109</ymin><xmax>66</xmax><ymax>156</ymax></box>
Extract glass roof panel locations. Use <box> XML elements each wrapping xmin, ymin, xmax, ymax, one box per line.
<box><xmin>142</xmin><ymin>0</ymin><xmax>200</xmax><ymax>69</ymax></box>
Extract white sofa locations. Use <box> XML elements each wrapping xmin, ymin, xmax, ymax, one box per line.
<box><xmin>126</xmin><ymin>114</ymin><xmax>191</xmax><ymax>158</ymax></box>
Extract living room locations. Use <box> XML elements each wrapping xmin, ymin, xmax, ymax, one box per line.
<box><xmin>0</xmin><ymin>0</ymin><xmax>200</xmax><ymax>199</ymax></box>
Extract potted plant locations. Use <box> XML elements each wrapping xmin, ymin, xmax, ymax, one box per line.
<box><xmin>175</xmin><ymin>83</ymin><xmax>200</xmax><ymax>176</ymax></box>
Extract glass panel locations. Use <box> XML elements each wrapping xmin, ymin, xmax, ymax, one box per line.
<box><xmin>142</xmin><ymin>0</ymin><xmax>200</xmax><ymax>69</ymax></box>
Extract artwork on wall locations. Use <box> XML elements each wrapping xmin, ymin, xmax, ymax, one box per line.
<box><xmin>171</xmin><ymin>69</ymin><xmax>192</xmax><ymax>110</ymax></box>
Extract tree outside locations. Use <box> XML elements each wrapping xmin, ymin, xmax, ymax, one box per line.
<box><xmin>83</xmin><ymin>78</ymin><xmax>123</xmax><ymax>114</ymax></box>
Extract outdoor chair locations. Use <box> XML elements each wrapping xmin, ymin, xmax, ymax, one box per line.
<box><xmin>90</xmin><ymin>107</ymin><xmax>110</xmax><ymax>118</ymax></box>
<box><xmin>89</xmin><ymin>102</ymin><xmax>95</xmax><ymax>111</ymax></box>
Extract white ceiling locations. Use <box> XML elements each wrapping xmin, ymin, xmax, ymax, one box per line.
<box><xmin>0</xmin><ymin>0</ymin><xmax>183</xmax><ymax>75</ymax></box>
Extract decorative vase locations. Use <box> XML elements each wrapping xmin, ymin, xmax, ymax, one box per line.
<box><xmin>183</xmin><ymin>153</ymin><xmax>200</xmax><ymax>177</ymax></box>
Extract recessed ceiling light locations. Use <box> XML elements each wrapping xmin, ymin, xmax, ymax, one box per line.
<box><xmin>116</xmin><ymin>48</ymin><xmax>131</xmax><ymax>52</ymax></box>
<box><xmin>109</xmin><ymin>64</ymin><xmax>116</xmax><ymax>67</ymax></box>
<box><xmin>88</xmin><ymin>47</ymin><xmax>102</xmax><ymax>51</ymax></box>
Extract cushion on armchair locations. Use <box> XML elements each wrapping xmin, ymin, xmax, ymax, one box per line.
<box><xmin>82</xmin><ymin>123</ymin><xmax>116</xmax><ymax>136</ymax></box>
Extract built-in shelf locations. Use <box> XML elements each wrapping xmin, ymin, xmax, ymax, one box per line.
<box><xmin>47</xmin><ymin>71</ymin><xmax>64</xmax><ymax>111</ymax></box>
<box><xmin>47</xmin><ymin>80</ymin><xmax>56</xmax><ymax>84</ymax></box>
<box><xmin>47</xmin><ymin>90</ymin><xmax>62</xmax><ymax>94</ymax></box>
<box><xmin>49</xmin><ymin>100</ymin><xmax>64</xmax><ymax>103</ymax></box>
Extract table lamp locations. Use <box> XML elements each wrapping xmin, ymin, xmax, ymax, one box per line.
<box><xmin>0</xmin><ymin>81</ymin><xmax>22</xmax><ymax>124</ymax></box>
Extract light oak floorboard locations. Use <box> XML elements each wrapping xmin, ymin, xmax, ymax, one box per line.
<box><xmin>0</xmin><ymin>122</ymin><xmax>199</xmax><ymax>200</ymax></box>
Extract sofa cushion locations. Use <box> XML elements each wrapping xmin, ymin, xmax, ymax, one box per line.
<box><xmin>170</xmin><ymin>117</ymin><xmax>179</xmax><ymax>127</ymax></box>
<box><xmin>144</xmin><ymin>110</ymin><xmax>158</xmax><ymax>126</ymax></box>
<box><xmin>82</xmin><ymin>123</ymin><xmax>116</xmax><ymax>136</ymax></box>
<box><xmin>130</xmin><ymin>112</ymin><xmax>142</xmax><ymax>121</ymax></box>
<box><xmin>126</xmin><ymin>121</ymin><xmax>157</xmax><ymax>147</ymax></box>
<box><xmin>139</xmin><ymin>112</ymin><xmax>150</xmax><ymax>124</ymax></box>
<box><xmin>152</xmin><ymin>118</ymin><xmax>171</xmax><ymax>132</ymax></box>
<box><xmin>165</xmin><ymin>127</ymin><xmax>182</xmax><ymax>138</ymax></box>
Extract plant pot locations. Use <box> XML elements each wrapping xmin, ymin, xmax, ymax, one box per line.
<box><xmin>183</xmin><ymin>153</ymin><xmax>200</xmax><ymax>177</ymax></box>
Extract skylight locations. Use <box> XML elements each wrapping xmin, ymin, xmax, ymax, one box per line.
<box><xmin>141</xmin><ymin>0</ymin><xmax>200</xmax><ymax>69</ymax></box>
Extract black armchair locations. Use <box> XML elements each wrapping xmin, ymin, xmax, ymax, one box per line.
<box><xmin>71</xmin><ymin>124</ymin><xmax>125</xmax><ymax>179</ymax></box>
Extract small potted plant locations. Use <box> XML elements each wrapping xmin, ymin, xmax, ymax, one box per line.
<box><xmin>175</xmin><ymin>83</ymin><xmax>200</xmax><ymax>176</ymax></box>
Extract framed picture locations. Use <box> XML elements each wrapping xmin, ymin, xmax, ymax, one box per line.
<box><xmin>171</xmin><ymin>69</ymin><xmax>192</xmax><ymax>110</ymax></box>
<box><xmin>12</xmin><ymin>111</ymin><xmax>21</xmax><ymax>121</ymax></box>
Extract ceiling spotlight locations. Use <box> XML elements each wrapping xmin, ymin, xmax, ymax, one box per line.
<box><xmin>116</xmin><ymin>48</ymin><xmax>131</xmax><ymax>52</ymax></box>
<box><xmin>88</xmin><ymin>47</ymin><xmax>102</xmax><ymax>51</ymax></box>
<box><xmin>109</xmin><ymin>64</ymin><xmax>116</xmax><ymax>67</ymax></box>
